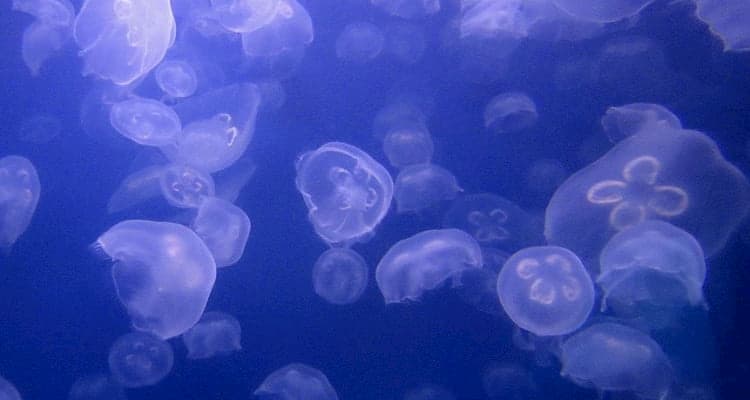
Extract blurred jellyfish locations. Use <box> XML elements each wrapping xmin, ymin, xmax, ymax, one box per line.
<box><xmin>191</xmin><ymin>196</ymin><xmax>251</xmax><ymax>267</ymax></box>
<box><xmin>694</xmin><ymin>0</ymin><xmax>750</xmax><ymax>52</ymax></box>
<box><xmin>383</xmin><ymin>23</ymin><xmax>426</xmax><ymax>64</ymax></box>
<box><xmin>0</xmin><ymin>156</ymin><xmax>40</xmax><ymax>253</ymax></box>
<box><xmin>382</xmin><ymin>127</ymin><xmax>434</xmax><ymax>169</ymax></box>
<box><xmin>560</xmin><ymin>322</ymin><xmax>672</xmax><ymax>399</ymax></box>
<box><xmin>93</xmin><ymin>220</ymin><xmax>216</xmax><ymax>338</ymax></box>
<box><xmin>545</xmin><ymin>127</ymin><xmax>750</xmax><ymax>260</ymax></box>
<box><xmin>68</xmin><ymin>374</ymin><xmax>126</xmax><ymax>400</ymax></box>
<box><xmin>107</xmin><ymin>165</ymin><xmax>164</xmax><ymax>213</ymax></box>
<box><xmin>256</xmin><ymin>79</ymin><xmax>287</xmax><ymax>113</ymax></box>
<box><xmin>482</xmin><ymin>362</ymin><xmax>540</xmax><ymax>400</ymax></box>
<box><xmin>601</xmin><ymin>103</ymin><xmax>682</xmax><ymax>143</ymax></box>
<box><xmin>73</xmin><ymin>0</ymin><xmax>176</xmax><ymax>85</ymax></box>
<box><xmin>454</xmin><ymin>247</ymin><xmax>509</xmax><ymax>316</ymax></box>
<box><xmin>0</xmin><ymin>375</ymin><xmax>21</xmax><ymax>400</ymax></box>
<box><xmin>372</xmin><ymin>99</ymin><xmax>429</xmax><ymax>139</ymax></box>
<box><xmin>394</xmin><ymin>163</ymin><xmax>461</xmax><ymax>213</ymax></box>
<box><xmin>108</xmin><ymin>331</ymin><xmax>174</xmax><ymax>388</ymax></box>
<box><xmin>484</xmin><ymin>92</ymin><xmax>538</xmax><ymax>135</ymax></box>
<box><xmin>18</xmin><ymin>113</ymin><xmax>61</xmax><ymax>144</ymax></box>
<box><xmin>404</xmin><ymin>384</ymin><xmax>455</xmax><ymax>400</ymax></box>
<box><xmin>13</xmin><ymin>0</ymin><xmax>75</xmax><ymax>27</ymax></box>
<box><xmin>371</xmin><ymin>0</ymin><xmax>441</xmax><ymax>19</ymax></box>
<box><xmin>376</xmin><ymin>229</ymin><xmax>483</xmax><ymax>303</ymax></box>
<box><xmin>255</xmin><ymin>363</ymin><xmax>339</xmax><ymax>400</ymax></box>
<box><xmin>553</xmin><ymin>0</ymin><xmax>655</xmax><ymax>23</ymax></box>
<box><xmin>496</xmin><ymin>246</ymin><xmax>594</xmax><ymax>336</ymax></box>
<box><xmin>155</xmin><ymin>60</ymin><xmax>198</xmax><ymax>98</ymax></box>
<box><xmin>182</xmin><ymin>311</ymin><xmax>242</xmax><ymax>359</ymax></box>
<box><xmin>109</xmin><ymin>97</ymin><xmax>181</xmax><ymax>146</ymax></box>
<box><xmin>312</xmin><ymin>248</ymin><xmax>369</xmax><ymax>305</ymax></box>
<box><xmin>13</xmin><ymin>0</ymin><xmax>75</xmax><ymax>75</ymax></box>
<box><xmin>210</xmin><ymin>0</ymin><xmax>281</xmax><ymax>33</ymax></box>
<box><xmin>336</xmin><ymin>22</ymin><xmax>385</xmax><ymax>64</ymax></box>
<box><xmin>295</xmin><ymin>142</ymin><xmax>394</xmax><ymax>245</ymax></box>
<box><xmin>240</xmin><ymin>0</ymin><xmax>314</xmax><ymax>57</ymax></box>
<box><xmin>159</xmin><ymin>163</ymin><xmax>215</xmax><ymax>209</ymax></box>
<box><xmin>525</xmin><ymin>159</ymin><xmax>567</xmax><ymax>197</ymax></box>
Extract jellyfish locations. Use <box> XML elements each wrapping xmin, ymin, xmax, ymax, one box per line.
<box><xmin>0</xmin><ymin>156</ymin><xmax>40</xmax><ymax>253</ymax></box>
<box><xmin>182</xmin><ymin>311</ymin><xmax>242</xmax><ymax>359</ymax></box>
<box><xmin>454</xmin><ymin>247</ymin><xmax>510</xmax><ymax>316</ymax></box>
<box><xmin>254</xmin><ymin>363</ymin><xmax>339</xmax><ymax>400</ymax></box>
<box><xmin>0</xmin><ymin>375</ymin><xmax>21</xmax><ymax>400</ymax></box>
<box><xmin>372</xmin><ymin>99</ymin><xmax>429</xmax><ymax>139</ymax></box>
<box><xmin>552</xmin><ymin>0</ymin><xmax>655</xmax><ymax>23</ymax></box>
<box><xmin>335</xmin><ymin>22</ymin><xmax>385</xmax><ymax>64</ymax></box>
<box><xmin>482</xmin><ymin>362</ymin><xmax>540</xmax><ymax>400</ymax></box>
<box><xmin>600</xmin><ymin>103</ymin><xmax>682</xmax><ymax>143</ymax></box>
<box><xmin>159</xmin><ymin>163</ymin><xmax>215</xmax><ymax>209</ymax></box>
<box><xmin>68</xmin><ymin>374</ymin><xmax>126</xmax><ymax>400</ymax></box>
<box><xmin>312</xmin><ymin>248</ymin><xmax>368</xmax><ymax>305</ymax></box>
<box><xmin>209</xmin><ymin>0</ymin><xmax>281</xmax><ymax>33</ymax></box>
<box><xmin>404</xmin><ymin>384</ymin><xmax>455</xmax><ymax>400</ymax></box>
<box><xmin>154</xmin><ymin>60</ymin><xmax>198</xmax><ymax>98</ymax></box>
<box><xmin>93</xmin><ymin>220</ymin><xmax>217</xmax><ymax>339</ymax></box>
<box><xmin>496</xmin><ymin>246</ymin><xmax>594</xmax><ymax>336</ymax></box>
<box><xmin>560</xmin><ymin>322</ymin><xmax>672</xmax><ymax>399</ymax></box>
<box><xmin>394</xmin><ymin>163</ymin><xmax>461</xmax><ymax>213</ymax></box>
<box><xmin>484</xmin><ymin>92</ymin><xmax>538</xmax><ymax>135</ymax></box>
<box><xmin>382</xmin><ymin>127</ymin><xmax>434</xmax><ymax>169</ymax></box>
<box><xmin>376</xmin><ymin>229</ymin><xmax>483</xmax><ymax>303</ymax></box>
<box><xmin>370</xmin><ymin>0</ymin><xmax>441</xmax><ymax>20</ymax></box>
<box><xmin>18</xmin><ymin>113</ymin><xmax>61</xmax><ymax>144</ymax></box>
<box><xmin>13</xmin><ymin>0</ymin><xmax>75</xmax><ymax>75</ymax></box>
<box><xmin>107</xmin><ymin>165</ymin><xmax>164</xmax><ymax>213</ymax></box>
<box><xmin>545</xmin><ymin>127</ymin><xmax>750</xmax><ymax>260</ymax></box>
<box><xmin>240</xmin><ymin>0</ymin><xmax>314</xmax><ymax>57</ymax></box>
<box><xmin>108</xmin><ymin>331</ymin><xmax>174</xmax><ymax>388</ymax></box>
<box><xmin>191</xmin><ymin>196</ymin><xmax>251</xmax><ymax>267</ymax></box>
<box><xmin>383</xmin><ymin>23</ymin><xmax>426</xmax><ymax>64</ymax></box>
<box><xmin>109</xmin><ymin>97</ymin><xmax>181</xmax><ymax>147</ymax></box>
<box><xmin>694</xmin><ymin>0</ymin><xmax>750</xmax><ymax>52</ymax></box>
<box><xmin>295</xmin><ymin>142</ymin><xmax>394</xmax><ymax>245</ymax></box>
<box><xmin>13</xmin><ymin>0</ymin><xmax>75</xmax><ymax>27</ymax></box>
<box><xmin>73</xmin><ymin>0</ymin><xmax>176</xmax><ymax>85</ymax></box>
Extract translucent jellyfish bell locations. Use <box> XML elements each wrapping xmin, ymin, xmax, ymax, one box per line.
<box><xmin>0</xmin><ymin>155</ymin><xmax>40</xmax><ymax>253</ymax></box>
<box><xmin>154</xmin><ymin>60</ymin><xmax>198</xmax><ymax>98</ymax></box>
<box><xmin>394</xmin><ymin>163</ymin><xmax>461</xmax><ymax>213</ymax></box>
<box><xmin>182</xmin><ymin>311</ymin><xmax>242</xmax><ymax>359</ymax></box>
<box><xmin>376</xmin><ymin>229</ymin><xmax>483</xmax><ymax>303</ymax></box>
<box><xmin>312</xmin><ymin>248</ymin><xmax>369</xmax><ymax>305</ymax></box>
<box><xmin>370</xmin><ymin>0</ymin><xmax>441</xmax><ymax>20</ymax></box>
<box><xmin>601</xmin><ymin>103</ymin><xmax>682</xmax><ymax>143</ymax></box>
<box><xmin>191</xmin><ymin>196</ymin><xmax>251</xmax><ymax>267</ymax></box>
<box><xmin>295</xmin><ymin>142</ymin><xmax>394</xmax><ymax>245</ymax></box>
<box><xmin>0</xmin><ymin>374</ymin><xmax>21</xmax><ymax>400</ymax></box>
<box><xmin>13</xmin><ymin>0</ymin><xmax>75</xmax><ymax>27</ymax></box>
<box><xmin>484</xmin><ymin>92</ymin><xmax>538</xmax><ymax>135</ymax></box>
<box><xmin>109</xmin><ymin>97</ymin><xmax>181</xmax><ymax>146</ymax></box>
<box><xmin>159</xmin><ymin>163</ymin><xmax>215</xmax><ymax>209</ymax></box>
<box><xmin>20</xmin><ymin>20</ymin><xmax>69</xmax><ymax>76</ymax></box>
<box><xmin>496</xmin><ymin>246</ymin><xmax>595</xmax><ymax>336</ymax></box>
<box><xmin>335</xmin><ymin>22</ymin><xmax>385</xmax><ymax>64</ymax></box>
<box><xmin>210</xmin><ymin>0</ymin><xmax>280</xmax><ymax>33</ymax></box>
<box><xmin>240</xmin><ymin>0</ymin><xmax>314</xmax><ymax>57</ymax></box>
<box><xmin>553</xmin><ymin>0</ymin><xmax>656</xmax><ymax>23</ymax></box>
<box><xmin>108</xmin><ymin>331</ymin><xmax>174</xmax><ymax>388</ymax></box>
<box><xmin>382</xmin><ymin>127</ymin><xmax>434</xmax><ymax>169</ymax></box>
<box><xmin>254</xmin><ymin>363</ymin><xmax>339</xmax><ymax>400</ymax></box>
<box><xmin>695</xmin><ymin>0</ymin><xmax>750</xmax><ymax>52</ymax></box>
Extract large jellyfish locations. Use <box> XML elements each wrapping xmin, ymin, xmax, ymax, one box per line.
<box><xmin>335</xmin><ymin>22</ymin><xmax>385</xmax><ymax>64</ymax></box>
<box><xmin>109</xmin><ymin>97</ymin><xmax>181</xmax><ymax>147</ymax></box>
<box><xmin>93</xmin><ymin>220</ymin><xmax>217</xmax><ymax>339</ymax></box>
<box><xmin>295</xmin><ymin>142</ymin><xmax>394</xmax><ymax>245</ymax></box>
<box><xmin>159</xmin><ymin>163</ymin><xmax>216</xmax><ymax>209</ymax></box>
<box><xmin>312</xmin><ymin>248</ymin><xmax>369</xmax><ymax>305</ymax></box>
<box><xmin>393</xmin><ymin>163</ymin><xmax>461</xmax><ymax>213</ymax></box>
<box><xmin>191</xmin><ymin>196</ymin><xmax>251</xmax><ymax>267</ymax></box>
<box><xmin>108</xmin><ymin>331</ymin><xmax>174</xmax><ymax>388</ymax></box>
<box><xmin>0</xmin><ymin>374</ymin><xmax>21</xmax><ymax>400</ymax></box>
<box><xmin>240</xmin><ymin>0</ymin><xmax>314</xmax><ymax>57</ymax></box>
<box><xmin>545</xmin><ymin>127</ymin><xmax>750</xmax><ymax>260</ymax></box>
<box><xmin>496</xmin><ymin>246</ymin><xmax>594</xmax><ymax>336</ymax></box>
<box><xmin>370</xmin><ymin>0</ymin><xmax>441</xmax><ymax>20</ymax></box>
<box><xmin>73</xmin><ymin>0</ymin><xmax>176</xmax><ymax>85</ymax></box>
<box><xmin>484</xmin><ymin>92</ymin><xmax>538</xmax><ymax>135</ymax></box>
<box><xmin>600</xmin><ymin>103</ymin><xmax>682</xmax><ymax>143</ymax></box>
<box><xmin>254</xmin><ymin>363</ymin><xmax>339</xmax><ymax>400</ymax></box>
<box><xmin>694</xmin><ymin>0</ymin><xmax>750</xmax><ymax>52</ymax></box>
<box><xmin>182</xmin><ymin>311</ymin><xmax>242</xmax><ymax>359</ymax></box>
<box><xmin>552</xmin><ymin>0</ymin><xmax>655</xmax><ymax>23</ymax></box>
<box><xmin>0</xmin><ymin>156</ymin><xmax>40</xmax><ymax>253</ymax></box>
<box><xmin>376</xmin><ymin>229</ymin><xmax>483</xmax><ymax>303</ymax></box>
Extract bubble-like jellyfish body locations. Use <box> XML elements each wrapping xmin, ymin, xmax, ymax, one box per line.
<box><xmin>335</xmin><ymin>22</ymin><xmax>385</xmax><ymax>64</ymax></box>
<box><xmin>182</xmin><ymin>311</ymin><xmax>242</xmax><ymax>359</ymax></box>
<box><xmin>553</xmin><ymin>0</ymin><xmax>655</xmax><ymax>23</ymax></box>
<box><xmin>376</xmin><ymin>229</ymin><xmax>483</xmax><ymax>303</ymax></box>
<box><xmin>240</xmin><ymin>0</ymin><xmax>313</xmax><ymax>57</ymax></box>
<box><xmin>20</xmin><ymin>21</ymin><xmax>69</xmax><ymax>76</ymax></box>
<box><xmin>159</xmin><ymin>163</ymin><xmax>215</xmax><ymax>209</ymax></box>
<box><xmin>695</xmin><ymin>0</ymin><xmax>750</xmax><ymax>52</ymax></box>
<box><xmin>13</xmin><ymin>0</ymin><xmax>75</xmax><ymax>27</ymax></box>
<box><xmin>107</xmin><ymin>165</ymin><xmax>163</xmax><ymax>213</ymax></box>
<box><xmin>496</xmin><ymin>246</ymin><xmax>594</xmax><ymax>336</ymax></box>
<box><xmin>109</xmin><ymin>97</ymin><xmax>181</xmax><ymax>147</ymax></box>
<box><xmin>383</xmin><ymin>23</ymin><xmax>426</xmax><ymax>64</ymax></box>
<box><xmin>155</xmin><ymin>60</ymin><xmax>198</xmax><ymax>98</ymax></box>
<box><xmin>94</xmin><ymin>220</ymin><xmax>217</xmax><ymax>339</ymax></box>
<box><xmin>370</xmin><ymin>0</ymin><xmax>441</xmax><ymax>19</ymax></box>
<box><xmin>484</xmin><ymin>92</ymin><xmax>538</xmax><ymax>134</ymax></box>
<box><xmin>382</xmin><ymin>127</ymin><xmax>434</xmax><ymax>168</ymax></box>
<box><xmin>73</xmin><ymin>0</ymin><xmax>176</xmax><ymax>85</ymax></box>
<box><xmin>394</xmin><ymin>163</ymin><xmax>461</xmax><ymax>213</ymax></box>
<box><xmin>295</xmin><ymin>142</ymin><xmax>393</xmax><ymax>245</ymax></box>
<box><xmin>404</xmin><ymin>385</ymin><xmax>455</xmax><ymax>400</ymax></box>
<box><xmin>0</xmin><ymin>156</ymin><xmax>40</xmax><ymax>252</ymax></box>
<box><xmin>191</xmin><ymin>196</ymin><xmax>251</xmax><ymax>267</ymax></box>
<box><xmin>601</xmin><ymin>103</ymin><xmax>682</xmax><ymax>143</ymax></box>
<box><xmin>68</xmin><ymin>374</ymin><xmax>126</xmax><ymax>400</ymax></box>
<box><xmin>0</xmin><ymin>375</ymin><xmax>21</xmax><ymax>400</ymax></box>
<box><xmin>108</xmin><ymin>331</ymin><xmax>174</xmax><ymax>388</ymax></box>
<box><xmin>254</xmin><ymin>363</ymin><xmax>339</xmax><ymax>400</ymax></box>
<box><xmin>454</xmin><ymin>247</ymin><xmax>509</xmax><ymax>316</ymax></box>
<box><xmin>18</xmin><ymin>113</ymin><xmax>61</xmax><ymax>144</ymax></box>
<box><xmin>312</xmin><ymin>248</ymin><xmax>369</xmax><ymax>305</ymax></box>
<box><xmin>560</xmin><ymin>322</ymin><xmax>672</xmax><ymax>399</ymax></box>
<box><xmin>210</xmin><ymin>0</ymin><xmax>280</xmax><ymax>33</ymax></box>
<box><xmin>545</xmin><ymin>127</ymin><xmax>750</xmax><ymax>260</ymax></box>
<box><xmin>482</xmin><ymin>362</ymin><xmax>539</xmax><ymax>400</ymax></box>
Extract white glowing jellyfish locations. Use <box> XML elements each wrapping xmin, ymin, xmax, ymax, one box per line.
<box><xmin>0</xmin><ymin>155</ymin><xmax>40</xmax><ymax>253</ymax></box>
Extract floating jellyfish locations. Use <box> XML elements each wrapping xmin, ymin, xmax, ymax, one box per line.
<box><xmin>383</xmin><ymin>23</ymin><xmax>426</xmax><ymax>64</ymax></box>
<box><xmin>109</xmin><ymin>97</ymin><xmax>181</xmax><ymax>147</ymax></box>
<box><xmin>93</xmin><ymin>220</ymin><xmax>217</xmax><ymax>339</ymax></box>
<box><xmin>560</xmin><ymin>322</ymin><xmax>672</xmax><ymax>399</ymax></box>
<box><xmin>372</xmin><ymin>99</ymin><xmax>430</xmax><ymax>139</ymax></box>
<box><xmin>20</xmin><ymin>21</ymin><xmax>69</xmax><ymax>76</ymax></box>
<box><xmin>210</xmin><ymin>0</ymin><xmax>280</xmax><ymax>33</ymax></box>
<box><xmin>295</xmin><ymin>142</ymin><xmax>394</xmax><ymax>245</ymax></box>
<box><xmin>553</xmin><ymin>0</ymin><xmax>655</xmax><ymax>23</ymax></box>
<box><xmin>545</xmin><ymin>127</ymin><xmax>750</xmax><ymax>259</ymax></box>
<box><xmin>68</xmin><ymin>374</ymin><xmax>126</xmax><ymax>400</ymax></box>
<box><xmin>191</xmin><ymin>196</ymin><xmax>251</xmax><ymax>267</ymax></box>
<box><xmin>0</xmin><ymin>375</ymin><xmax>21</xmax><ymax>400</ymax></box>
<box><xmin>240</xmin><ymin>0</ymin><xmax>314</xmax><ymax>57</ymax></box>
<box><xmin>482</xmin><ymin>362</ymin><xmax>540</xmax><ymax>400</ymax></box>
<box><xmin>404</xmin><ymin>384</ymin><xmax>455</xmax><ymax>400</ymax></box>
<box><xmin>601</xmin><ymin>103</ymin><xmax>682</xmax><ymax>143</ymax></box>
<box><xmin>107</xmin><ymin>165</ymin><xmax>164</xmax><ymax>213</ymax></box>
<box><xmin>484</xmin><ymin>92</ymin><xmax>538</xmax><ymax>135</ymax></box>
<box><xmin>382</xmin><ymin>127</ymin><xmax>434</xmax><ymax>169</ymax></box>
<box><xmin>73</xmin><ymin>0</ymin><xmax>176</xmax><ymax>85</ymax></box>
<box><xmin>18</xmin><ymin>113</ymin><xmax>61</xmax><ymax>144</ymax></box>
<box><xmin>312</xmin><ymin>248</ymin><xmax>369</xmax><ymax>305</ymax></box>
<box><xmin>443</xmin><ymin>193</ymin><xmax>544</xmax><ymax>252</ymax></box>
<box><xmin>108</xmin><ymin>331</ymin><xmax>174</xmax><ymax>388</ymax></box>
<box><xmin>694</xmin><ymin>0</ymin><xmax>750</xmax><ymax>52</ymax></box>
<box><xmin>454</xmin><ymin>247</ymin><xmax>509</xmax><ymax>316</ymax></box>
<box><xmin>335</xmin><ymin>22</ymin><xmax>385</xmax><ymax>64</ymax></box>
<box><xmin>254</xmin><ymin>363</ymin><xmax>339</xmax><ymax>400</ymax></box>
<box><xmin>496</xmin><ymin>246</ymin><xmax>594</xmax><ymax>336</ymax></box>
<box><xmin>376</xmin><ymin>229</ymin><xmax>483</xmax><ymax>303</ymax></box>
<box><xmin>154</xmin><ymin>60</ymin><xmax>198</xmax><ymax>98</ymax></box>
<box><xmin>159</xmin><ymin>163</ymin><xmax>215</xmax><ymax>209</ymax></box>
<box><xmin>182</xmin><ymin>311</ymin><xmax>242</xmax><ymax>359</ymax></box>
<box><xmin>394</xmin><ymin>163</ymin><xmax>461</xmax><ymax>213</ymax></box>
<box><xmin>0</xmin><ymin>156</ymin><xmax>40</xmax><ymax>253</ymax></box>
<box><xmin>370</xmin><ymin>0</ymin><xmax>441</xmax><ymax>20</ymax></box>
<box><xmin>13</xmin><ymin>0</ymin><xmax>75</xmax><ymax>27</ymax></box>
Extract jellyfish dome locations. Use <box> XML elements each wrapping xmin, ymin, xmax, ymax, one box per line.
<box><xmin>159</xmin><ymin>163</ymin><xmax>216</xmax><ymax>209</ymax></box>
<box><xmin>192</xmin><ymin>197</ymin><xmax>251</xmax><ymax>268</ymax></box>
<box><xmin>335</xmin><ymin>22</ymin><xmax>385</xmax><ymax>64</ymax></box>
<box><xmin>0</xmin><ymin>155</ymin><xmax>40</xmax><ymax>253</ymax></box>
<box><xmin>240</xmin><ymin>0</ymin><xmax>314</xmax><ymax>57</ymax></box>
<box><xmin>600</xmin><ymin>102</ymin><xmax>682</xmax><ymax>143</ymax></box>
<box><xmin>108</xmin><ymin>331</ymin><xmax>174</xmax><ymax>388</ymax></box>
<box><xmin>484</xmin><ymin>92</ymin><xmax>538</xmax><ymax>135</ymax></box>
<box><xmin>254</xmin><ymin>363</ymin><xmax>339</xmax><ymax>400</ymax></box>
<box><xmin>108</xmin><ymin>97</ymin><xmax>181</xmax><ymax>147</ymax></box>
<box><xmin>312</xmin><ymin>248</ymin><xmax>369</xmax><ymax>305</ymax></box>
<box><xmin>393</xmin><ymin>163</ymin><xmax>461</xmax><ymax>213</ymax></box>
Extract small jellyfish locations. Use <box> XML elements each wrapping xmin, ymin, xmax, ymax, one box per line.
<box><xmin>376</xmin><ymin>229</ymin><xmax>483</xmax><ymax>303</ymax></box>
<box><xmin>482</xmin><ymin>362</ymin><xmax>540</xmax><ymax>400</ymax></box>
<box><xmin>382</xmin><ymin>127</ymin><xmax>434</xmax><ymax>169</ymax></box>
<box><xmin>295</xmin><ymin>142</ymin><xmax>394</xmax><ymax>245</ymax></box>
<box><xmin>560</xmin><ymin>322</ymin><xmax>672</xmax><ymax>399</ymax></box>
<box><xmin>404</xmin><ymin>384</ymin><xmax>455</xmax><ymax>400</ymax></box>
<box><xmin>0</xmin><ymin>374</ymin><xmax>21</xmax><ymax>400</ymax></box>
<box><xmin>370</xmin><ymin>0</ymin><xmax>441</xmax><ymax>19</ymax></box>
<box><xmin>335</xmin><ymin>22</ymin><xmax>385</xmax><ymax>64</ymax></box>
<box><xmin>496</xmin><ymin>246</ymin><xmax>594</xmax><ymax>336</ymax></box>
<box><xmin>182</xmin><ymin>311</ymin><xmax>242</xmax><ymax>359</ymax></box>
<box><xmin>18</xmin><ymin>113</ymin><xmax>61</xmax><ymax>144</ymax></box>
<box><xmin>454</xmin><ymin>247</ymin><xmax>510</xmax><ymax>316</ymax></box>
<box><xmin>553</xmin><ymin>0</ymin><xmax>655</xmax><ymax>23</ymax></box>
<box><xmin>695</xmin><ymin>0</ymin><xmax>750</xmax><ymax>52</ymax></box>
<box><xmin>601</xmin><ymin>103</ymin><xmax>682</xmax><ymax>143</ymax></box>
<box><xmin>312</xmin><ymin>248</ymin><xmax>368</xmax><ymax>305</ymax></box>
<box><xmin>210</xmin><ymin>0</ymin><xmax>280</xmax><ymax>33</ymax></box>
<box><xmin>154</xmin><ymin>60</ymin><xmax>198</xmax><ymax>98</ymax></box>
<box><xmin>108</xmin><ymin>331</ymin><xmax>174</xmax><ymax>388</ymax></box>
<box><xmin>484</xmin><ymin>92</ymin><xmax>538</xmax><ymax>135</ymax></box>
<box><xmin>0</xmin><ymin>156</ymin><xmax>40</xmax><ymax>253</ymax></box>
<box><xmin>394</xmin><ymin>163</ymin><xmax>461</xmax><ymax>213</ymax></box>
<box><xmin>191</xmin><ymin>196</ymin><xmax>251</xmax><ymax>267</ymax></box>
<box><xmin>159</xmin><ymin>163</ymin><xmax>215</xmax><ymax>209</ymax></box>
<box><xmin>254</xmin><ymin>363</ymin><xmax>339</xmax><ymax>400</ymax></box>
<box><xmin>240</xmin><ymin>0</ymin><xmax>314</xmax><ymax>57</ymax></box>
<box><xmin>68</xmin><ymin>374</ymin><xmax>126</xmax><ymax>400</ymax></box>
<box><xmin>109</xmin><ymin>97</ymin><xmax>181</xmax><ymax>147</ymax></box>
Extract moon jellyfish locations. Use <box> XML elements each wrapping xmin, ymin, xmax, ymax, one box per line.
<box><xmin>695</xmin><ymin>0</ymin><xmax>750</xmax><ymax>52</ymax></box>
<box><xmin>335</xmin><ymin>22</ymin><xmax>385</xmax><ymax>64</ymax></box>
<box><xmin>93</xmin><ymin>220</ymin><xmax>217</xmax><ymax>339</ymax></box>
<box><xmin>68</xmin><ymin>374</ymin><xmax>126</xmax><ymax>400</ymax></box>
<box><xmin>545</xmin><ymin>127</ymin><xmax>750</xmax><ymax>260</ymax></box>
<box><xmin>0</xmin><ymin>156</ymin><xmax>40</xmax><ymax>253</ymax></box>
<box><xmin>0</xmin><ymin>375</ymin><xmax>21</xmax><ymax>400</ymax></box>
<box><xmin>154</xmin><ymin>60</ymin><xmax>198</xmax><ymax>98</ymax></box>
<box><xmin>254</xmin><ymin>363</ymin><xmax>339</xmax><ymax>400</ymax></box>
<box><xmin>394</xmin><ymin>163</ymin><xmax>461</xmax><ymax>213</ymax></box>
<box><xmin>560</xmin><ymin>322</ymin><xmax>672</xmax><ymax>399</ymax></box>
<box><xmin>370</xmin><ymin>0</ymin><xmax>441</xmax><ymax>20</ymax></box>
<box><xmin>295</xmin><ymin>142</ymin><xmax>394</xmax><ymax>245</ymax></box>
<box><xmin>484</xmin><ymin>92</ymin><xmax>538</xmax><ymax>135</ymax></box>
<box><xmin>601</xmin><ymin>103</ymin><xmax>682</xmax><ymax>143</ymax></box>
<box><xmin>312</xmin><ymin>248</ymin><xmax>368</xmax><ymax>305</ymax></box>
<box><xmin>382</xmin><ymin>127</ymin><xmax>434</xmax><ymax>169</ymax></box>
<box><xmin>482</xmin><ymin>362</ymin><xmax>540</xmax><ymax>400</ymax></box>
<box><xmin>372</xmin><ymin>99</ymin><xmax>429</xmax><ymax>139</ymax></box>
<box><xmin>376</xmin><ymin>229</ymin><xmax>483</xmax><ymax>303</ymax></box>
<box><xmin>210</xmin><ymin>0</ymin><xmax>280</xmax><ymax>33</ymax></box>
<box><xmin>159</xmin><ymin>163</ymin><xmax>215</xmax><ymax>209</ymax></box>
<box><xmin>553</xmin><ymin>0</ymin><xmax>655</xmax><ymax>23</ymax></box>
<box><xmin>18</xmin><ymin>113</ymin><xmax>61</xmax><ymax>144</ymax></box>
<box><xmin>182</xmin><ymin>311</ymin><xmax>242</xmax><ymax>359</ymax></box>
<box><xmin>109</xmin><ymin>98</ymin><xmax>181</xmax><ymax>147</ymax></box>
<box><xmin>191</xmin><ymin>196</ymin><xmax>251</xmax><ymax>267</ymax></box>
<box><xmin>496</xmin><ymin>246</ymin><xmax>594</xmax><ymax>336</ymax></box>
<box><xmin>13</xmin><ymin>0</ymin><xmax>74</xmax><ymax>75</ymax></box>
<box><xmin>108</xmin><ymin>331</ymin><xmax>174</xmax><ymax>388</ymax></box>
<box><xmin>73</xmin><ymin>0</ymin><xmax>176</xmax><ymax>85</ymax></box>
<box><xmin>240</xmin><ymin>0</ymin><xmax>314</xmax><ymax>57</ymax></box>
<box><xmin>454</xmin><ymin>247</ymin><xmax>509</xmax><ymax>316</ymax></box>
<box><xmin>404</xmin><ymin>385</ymin><xmax>455</xmax><ymax>400</ymax></box>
